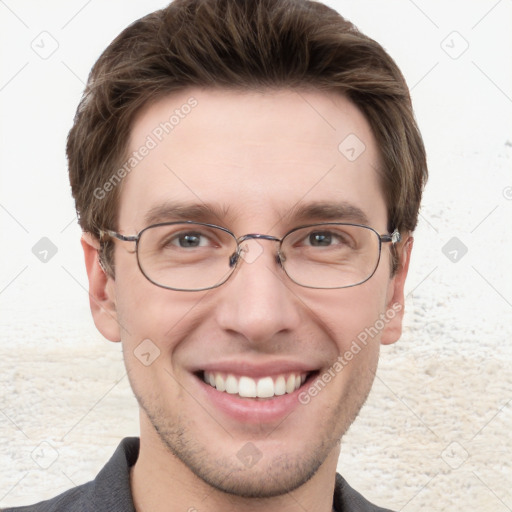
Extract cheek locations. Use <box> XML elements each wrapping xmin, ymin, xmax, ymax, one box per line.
<box><xmin>114</xmin><ymin>269</ymin><xmax>154</xmax><ymax>339</ymax></box>
<box><xmin>297</xmin><ymin>279</ymin><xmax>391</xmax><ymax>388</ymax></box>
<box><xmin>307</xmin><ymin>281</ymin><xmax>389</xmax><ymax>351</ymax></box>
<box><xmin>113</xmin><ymin>248</ymin><xmax>168</xmax><ymax>336</ymax></box>
<box><xmin>113</xmin><ymin>258</ymin><xmax>213</xmax><ymax>360</ymax></box>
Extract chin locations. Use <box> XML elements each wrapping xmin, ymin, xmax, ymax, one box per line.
<box><xmin>162</xmin><ymin>435</ymin><xmax>330</xmax><ymax>499</ymax></box>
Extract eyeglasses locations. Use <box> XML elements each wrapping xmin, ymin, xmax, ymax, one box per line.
<box><xmin>100</xmin><ymin>222</ymin><xmax>401</xmax><ymax>292</ymax></box>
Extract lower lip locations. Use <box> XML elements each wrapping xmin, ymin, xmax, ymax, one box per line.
<box><xmin>195</xmin><ymin>374</ymin><xmax>312</xmax><ymax>424</ymax></box>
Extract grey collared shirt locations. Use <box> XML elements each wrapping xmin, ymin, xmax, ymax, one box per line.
<box><xmin>2</xmin><ymin>437</ymin><xmax>394</xmax><ymax>512</ymax></box>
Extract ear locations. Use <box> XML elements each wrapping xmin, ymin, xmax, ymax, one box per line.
<box><xmin>81</xmin><ymin>233</ymin><xmax>121</xmax><ymax>342</ymax></box>
<box><xmin>381</xmin><ymin>236</ymin><xmax>413</xmax><ymax>345</ymax></box>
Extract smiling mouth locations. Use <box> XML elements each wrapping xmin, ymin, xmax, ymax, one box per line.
<box><xmin>198</xmin><ymin>371</ymin><xmax>316</xmax><ymax>399</ymax></box>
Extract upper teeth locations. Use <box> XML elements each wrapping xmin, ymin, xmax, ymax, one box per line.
<box><xmin>203</xmin><ymin>372</ymin><xmax>307</xmax><ymax>398</ymax></box>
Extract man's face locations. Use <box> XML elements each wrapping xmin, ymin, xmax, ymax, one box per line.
<box><xmin>89</xmin><ymin>88</ymin><xmax>408</xmax><ymax>497</ymax></box>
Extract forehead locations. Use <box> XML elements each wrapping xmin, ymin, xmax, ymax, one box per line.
<box><xmin>118</xmin><ymin>88</ymin><xmax>387</xmax><ymax>232</ymax></box>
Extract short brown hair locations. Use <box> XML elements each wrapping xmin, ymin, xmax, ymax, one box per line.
<box><xmin>67</xmin><ymin>0</ymin><xmax>427</xmax><ymax>274</ymax></box>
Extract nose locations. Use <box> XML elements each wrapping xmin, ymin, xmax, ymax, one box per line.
<box><xmin>215</xmin><ymin>239</ymin><xmax>301</xmax><ymax>346</ymax></box>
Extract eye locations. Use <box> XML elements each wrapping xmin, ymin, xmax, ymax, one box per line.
<box><xmin>308</xmin><ymin>231</ymin><xmax>333</xmax><ymax>246</ymax></box>
<box><xmin>163</xmin><ymin>231</ymin><xmax>211</xmax><ymax>249</ymax></box>
<box><xmin>305</xmin><ymin>230</ymin><xmax>348</xmax><ymax>247</ymax></box>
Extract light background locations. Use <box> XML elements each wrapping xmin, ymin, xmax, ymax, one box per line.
<box><xmin>0</xmin><ymin>0</ymin><xmax>511</xmax><ymax>510</ymax></box>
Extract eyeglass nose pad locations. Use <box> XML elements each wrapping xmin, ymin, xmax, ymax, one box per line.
<box><xmin>230</xmin><ymin>249</ymin><xmax>283</xmax><ymax>268</ymax></box>
<box><xmin>229</xmin><ymin>251</ymin><xmax>240</xmax><ymax>268</ymax></box>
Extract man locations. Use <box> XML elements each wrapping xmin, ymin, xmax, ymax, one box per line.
<box><xmin>4</xmin><ymin>0</ymin><xmax>427</xmax><ymax>510</ymax></box>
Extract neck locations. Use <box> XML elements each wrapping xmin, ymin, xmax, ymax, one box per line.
<box><xmin>130</xmin><ymin>413</ymin><xmax>339</xmax><ymax>512</ymax></box>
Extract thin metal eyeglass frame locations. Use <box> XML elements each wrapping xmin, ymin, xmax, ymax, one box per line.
<box><xmin>99</xmin><ymin>221</ymin><xmax>401</xmax><ymax>291</ymax></box>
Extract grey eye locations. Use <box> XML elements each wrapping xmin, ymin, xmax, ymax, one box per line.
<box><xmin>177</xmin><ymin>233</ymin><xmax>202</xmax><ymax>247</ymax></box>
<box><xmin>309</xmin><ymin>232</ymin><xmax>333</xmax><ymax>246</ymax></box>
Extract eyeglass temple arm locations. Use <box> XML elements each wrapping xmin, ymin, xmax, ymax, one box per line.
<box><xmin>99</xmin><ymin>229</ymin><xmax>138</xmax><ymax>243</ymax></box>
<box><xmin>380</xmin><ymin>229</ymin><xmax>401</xmax><ymax>244</ymax></box>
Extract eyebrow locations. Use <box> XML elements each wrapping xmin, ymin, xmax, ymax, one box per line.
<box><xmin>286</xmin><ymin>201</ymin><xmax>371</xmax><ymax>226</ymax></box>
<box><xmin>142</xmin><ymin>200</ymin><xmax>371</xmax><ymax>229</ymax></box>
<box><xmin>143</xmin><ymin>201</ymin><xmax>229</xmax><ymax>226</ymax></box>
